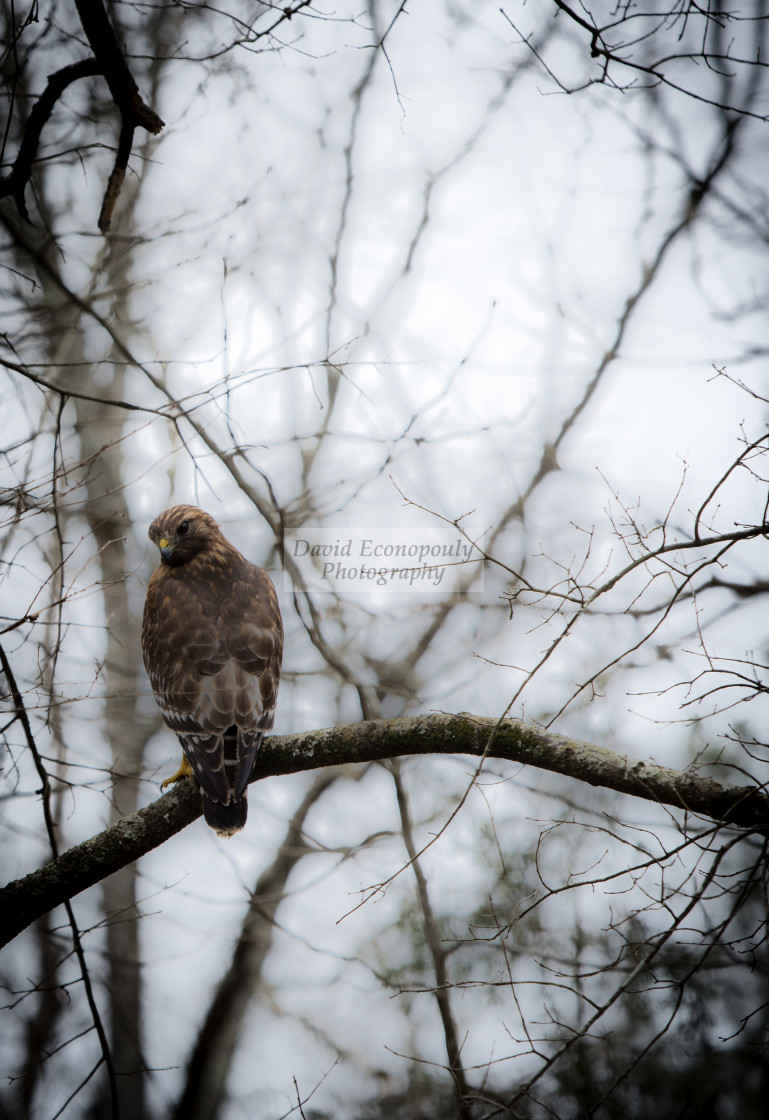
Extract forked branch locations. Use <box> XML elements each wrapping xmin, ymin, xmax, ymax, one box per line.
<box><xmin>0</xmin><ymin>0</ymin><xmax>164</xmax><ymax>229</ymax></box>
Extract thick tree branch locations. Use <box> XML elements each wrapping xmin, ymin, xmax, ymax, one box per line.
<box><xmin>72</xmin><ymin>0</ymin><xmax>164</xmax><ymax>135</ymax></box>
<box><xmin>1</xmin><ymin>0</ymin><xmax>164</xmax><ymax>228</ymax></box>
<box><xmin>2</xmin><ymin>712</ymin><xmax>768</xmax><ymax>949</ymax></box>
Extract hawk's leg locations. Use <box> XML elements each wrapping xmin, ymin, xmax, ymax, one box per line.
<box><xmin>161</xmin><ymin>754</ymin><xmax>194</xmax><ymax>789</ymax></box>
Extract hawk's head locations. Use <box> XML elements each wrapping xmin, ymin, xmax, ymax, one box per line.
<box><xmin>148</xmin><ymin>505</ymin><xmax>223</xmax><ymax>566</ymax></box>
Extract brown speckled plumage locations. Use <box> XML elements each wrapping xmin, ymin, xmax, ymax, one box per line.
<box><xmin>142</xmin><ymin>505</ymin><xmax>283</xmax><ymax>836</ymax></box>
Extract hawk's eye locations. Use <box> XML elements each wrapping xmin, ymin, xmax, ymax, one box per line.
<box><xmin>177</xmin><ymin>520</ymin><xmax>190</xmax><ymax>536</ymax></box>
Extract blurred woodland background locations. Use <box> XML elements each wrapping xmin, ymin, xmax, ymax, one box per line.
<box><xmin>2</xmin><ymin>2</ymin><xmax>769</xmax><ymax>1118</ymax></box>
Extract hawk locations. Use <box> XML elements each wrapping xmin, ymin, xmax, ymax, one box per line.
<box><xmin>141</xmin><ymin>505</ymin><xmax>283</xmax><ymax>837</ymax></box>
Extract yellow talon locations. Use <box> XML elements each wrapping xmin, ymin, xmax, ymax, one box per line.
<box><xmin>161</xmin><ymin>754</ymin><xmax>194</xmax><ymax>789</ymax></box>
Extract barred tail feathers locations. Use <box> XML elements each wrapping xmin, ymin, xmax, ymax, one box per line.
<box><xmin>200</xmin><ymin>788</ymin><xmax>249</xmax><ymax>838</ymax></box>
<box><xmin>178</xmin><ymin>725</ymin><xmax>263</xmax><ymax>837</ymax></box>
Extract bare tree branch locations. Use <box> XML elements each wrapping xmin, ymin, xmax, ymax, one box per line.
<box><xmin>1</xmin><ymin>0</ymin><xmax>164</xmax><ymax>228</ymax></box>
<box><xmin>171</xmin><ymin>771</ymin><xmax>339</xmax><ymax>1120</ymax></box>
<box><xmin>0</xmin><ymin>59</ymin><xmax>100</xmax><ymax>219</ymax></box>
<box><xmin>0</xmin><ymin>642</ymin><xmax>118</xmax><ymax>1112</ymax></box>
<box><xmin>2</xmin><ymin>712</ymin><xmax>767</xmax><ymax>950</ymax></box>
<box><xmin>390</xmin><ymin>759</ymin><xmax>471</xmax><ymax>1118</ymax></box>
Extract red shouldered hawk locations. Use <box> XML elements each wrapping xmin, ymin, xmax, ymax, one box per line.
<box><xmin>141</xmin><ymin>505</ymin><xmax>283</xmax><ymax>837</ymax></box>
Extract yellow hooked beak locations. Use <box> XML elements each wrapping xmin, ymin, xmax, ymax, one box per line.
<box><xmin>158</xmin><ymin>537</ymin><xmax>176</xmax><ymax>561</ymax></box>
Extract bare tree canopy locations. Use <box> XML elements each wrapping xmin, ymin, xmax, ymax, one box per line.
<box><xmin>1</xmin><ymin>2</ymin><xmax>769</xmax><ymax>1118</ymax></box>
